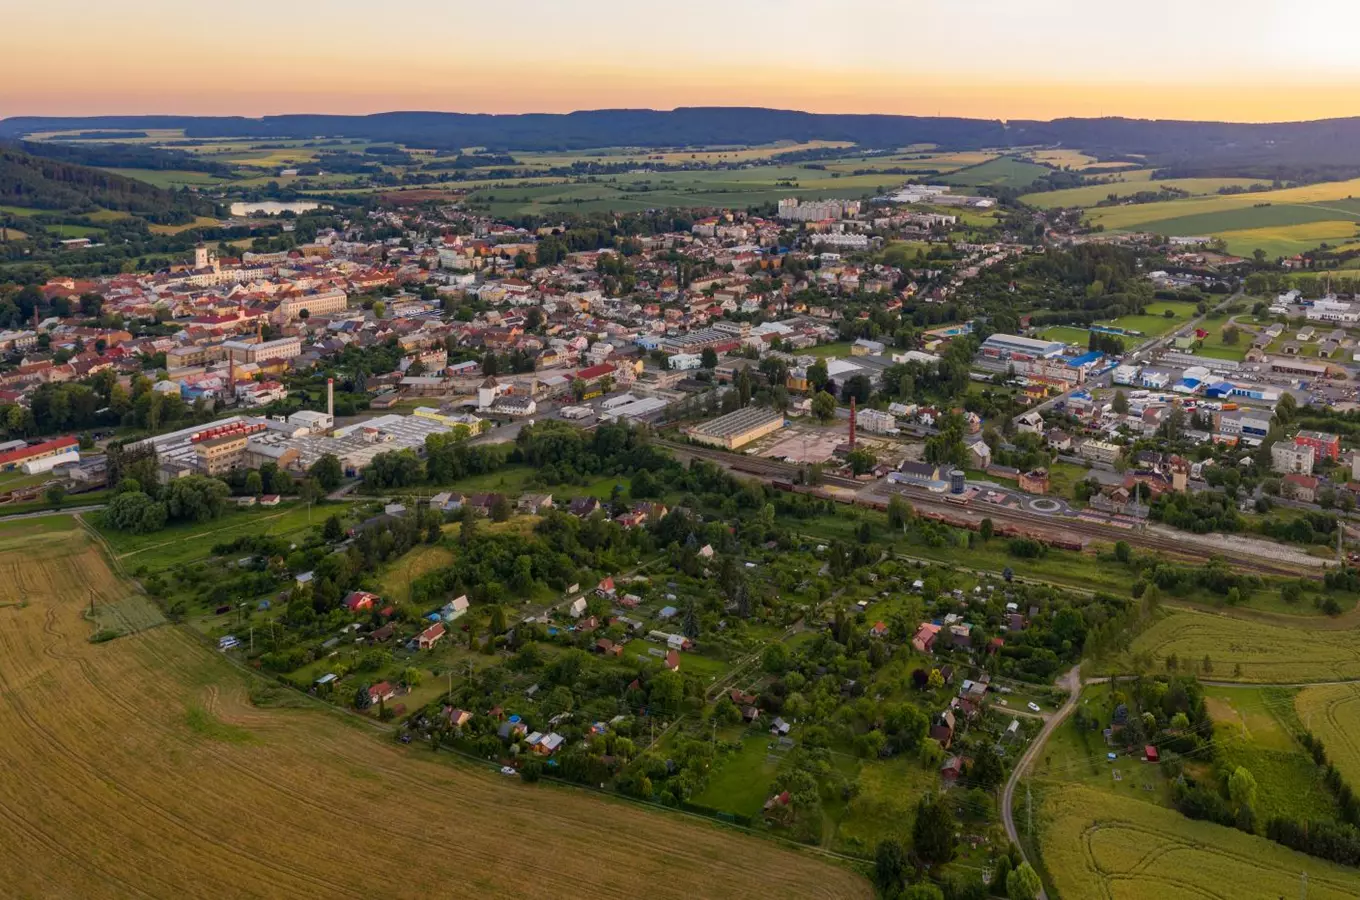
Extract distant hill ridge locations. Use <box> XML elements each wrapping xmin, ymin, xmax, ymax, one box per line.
<box><xmin>7</xmin><ymin>108</ymin><xmax>1360</xmax><ymax>167</ymax></box>
<box><xmin>0</xmin><ymin>143</ymin><xmax>216</xmax><ymax>223</ymax></box>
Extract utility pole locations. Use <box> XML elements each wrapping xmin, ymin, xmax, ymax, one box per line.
<box><xmin>1026</xmin><ymin>781</ymin><xmax>1034</xmax><ymax>836</ymax></box>
<box><xmin>1301</xmin><ymin>871</ymin><xmax>1308</xmax><ymax>900</ymax></box>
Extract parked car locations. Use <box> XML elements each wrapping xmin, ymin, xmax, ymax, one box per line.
<box><xmin>500</xmin><ymin>766</ymin><xmax>518</xmax><ymax>777</ymax></box>
<box><xmin>1027</xmin><ymin>702</ymin><xmax>1041</xmax><ymax>712</ymax></box>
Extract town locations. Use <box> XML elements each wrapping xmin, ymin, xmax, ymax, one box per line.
<box><xmin>7</xmin><ymin>77</ymin><xmax>1360</xmax><ymax>900</ymax></box>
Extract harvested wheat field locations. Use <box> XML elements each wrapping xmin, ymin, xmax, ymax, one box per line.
<box><xmin>1038</xmin><ymin>783</ymin><xmax>1360</xmax><ymax>900</ymax></box>
<box><xmin>0</xmin><ymin>520</ymin><xmax>868</xmax><ymax>900</ymax></box>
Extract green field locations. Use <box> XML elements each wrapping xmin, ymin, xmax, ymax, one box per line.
<box><xmin>1126</xmin><ymin>606</ymin><xmax>1360</xmax><ymax>683</ymax></box>
<box><xmin>466</xmin><ymin>166</ymin><xmax>905</xmax><ymax>217</ymax></box>
<box><xmin>1216</xmin><ymin>221</ymin><xmax>1360</xmax><ymax>258</ymax></box>
<box><xmin>97</xmin><ymin>502</ymin><xmax>321</xmax><ymax>573</ymax></box>
<box><xmin>1205</xmin><ymin>686</ymin><xmax>1336</xmax><ymax>823</ymax></box>
<box><xmin>1296</xmin><ymin>684</ymin><xmax>1360</xmax><ymax>787</ymax></box>
<box><xmin>1020</xmin><ymin>177</ymin><xmax>1263</xmax><ymax>210</ymax></box>
<box><xmin>1037</xmin><ymin>783</ymin><xmax>1360</xmax><ymax>900</ymax></box>
<box><xmin>1086</xmin><ymin>177</ymin><xmax>1360</xmax><ymax>232</ymax></box>
<box><xmin>99</xmin><ymin>168</ymin><xmax>234</xmax><ymax>189</ymax></box>
<box><xmin>940</xmin><ymin>156</ymin><xmax>1052</xmax><ymax>190</ymax></box>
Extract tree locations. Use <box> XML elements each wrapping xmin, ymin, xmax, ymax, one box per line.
<box><xmin>1228</xmin><ymin>766</ymin><xmax>1257</xmax><ymax>814</ymax></box>
<box><xmin>811</xmin><ymin>390</ymin><xmax>837</xmax><ymax>423</ymax></box>
<box><xmin>244</xmin><ymin>470</ymin><xmax>263</xmax><ymax>496</ymax></box>
<box><xmin>323</xmin><ymin>514</ymin><xmax>344</xmax><ymax>542</ymax></box>
<box><xmin>1221</xmin><ymin>324</ymin><xmax>1240</xmax><ymax>346</ymax></box>
<box><xmin>310</xmin><ymin>454</ymin><xmax>343</xmax><ymax>491</ymax></box>
<box><xmin>888</xmin><ymin>495</ymin><xmax>914</xmax><ymax>530</ymax></box>
<box><xmin>701</xmin><ymin>347</ymin><xmax>719</xmax><ymax>369</ymax></box>
<box><xmin>165</xmin><ymin>476</ymin><xmax>229</xmax><ymax>524</ymax></box>
<box><xmin>681</xmin><ymin>597</ymin><xmax>700</xmax><ymax>640</ymax></box>
<box><xmin>969</xmin><ymin>747</ymin><xmax>1004</xmax><ymax>790</ymax></box>
<box><xmin>1114</xmin><ymin>540</ymin><xmax>1131</xmax><ymax>563</ymax></box>
<box><xmin>1274</xmin><ymin>392</ymin><xmax>1297</xmax><ymax>425</ymax></box>
<box><xmin>1112</xmin><ymin>390</ymin><xmax>1129</xmax><ymax>415</ymax></box>
<box><xmin>911</xmin><ymin>793</ymin><xmax>956</xmax><ymax>864</ymax></box>
<box><xmin>899</xmin><ymin>886</ymin><xmax>944</xmax><ymax>900</ymax></box>
<box><xmin>980</xmin><ymin>518</ymin><xmax>994</xmax><ymax>542</ymax></box>
<box><xmin>490</xmin><ymin>495</ymin><xmax>512</xmax><ymax>522</ymax></box>
<box><xmin>1006</xmin><ymin>863</ymin><xmax>1042</xmax><ymax>900</ymax></box>
<box><xmin>489</xmin><ymin>604</ymin><xmax>508</xmax><ymax>635</ymax></box>
<box><xmin>44</xmin><ymin>483</ymin><xmax>66</xmax><ymax>506</ymax></box>
<box><xmin>873</xmin><ymin>839</ymin><xmax>908</xmax><ymax>896</ymax></box>
<box><xmin>846</xmin><ymin>448</ymin><xmax>877</xmax><ymax>476</ymax></box>
<box><xmin>807</xmin><ymin>358</ymin><xmax>829</xmax><ymax>394</ymax></box>
<box><xmin>354</xmin><ymin>685</ymin><xmax>372</xmax><ymax>710</ymax></box>
<box><xmin>762</xmin><ymin>641</ymin><xmax>790</xmax><ymax>674</ymax></box>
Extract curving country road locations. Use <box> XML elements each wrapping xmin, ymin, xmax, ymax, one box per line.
<box><xmin>1001</xmin><ymin>664</ymin><xmax>1081</xmax><ymax>900</ymax></box>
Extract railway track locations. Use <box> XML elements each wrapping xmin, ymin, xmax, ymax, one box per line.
<box><xmin>657</xmin><ymin>439</ymin><xmax>1321</xmax><ymax>579</ymax></box>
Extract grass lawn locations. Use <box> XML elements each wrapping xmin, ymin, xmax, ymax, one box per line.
<box><xmin>0</xmin><ymin>469</ymin><xmax>54</xmax><ymax>493</ymax></box>
<box><xmin>377</xmin><ymin>543</ymin><xmax>455</xmax><ymax>605</ymax></box>
<box><xmin>1046</xmin><ymin>461</ymin><xmax>1091</xmax><ymax>502</ymax></box>
<box><xmin>692</xmin><ymin>733</ymin><xmax>783</xmax><ymax>817</ymax></box>
<box><xmin>1034</xmin><ymin>684</ymin><xmax>1178</xmax><ymax>806</ymax></box>
<box><xmin>1193</xmin><ymin>327</ymin><xmax>1250</xmax><ymax>361</ymax></box>
<box><xmin>834</xmin><ymin>754</ymin><xmax>936</xmax><ymax>855</ymax></box>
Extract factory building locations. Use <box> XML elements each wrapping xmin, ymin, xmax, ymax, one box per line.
<box><xmin>685</xmin><ymin>407</ymin><xmax>785</xmax><ymax>450</ymax></box>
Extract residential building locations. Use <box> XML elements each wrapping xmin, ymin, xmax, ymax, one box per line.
<box><xmin>1272</xmin><ymin>442</ymin><xmax>1315</xmax><ymax>475</ymax></box>
<box><xmin>1295</xmin><ymin>430</ymin><xmax>1341</xmax><ymax>461</ymax></box>
<box><xmin>1077</xmin><ymin>439</ymin><xmax>1122</xmax><ymax>464</ymax></box>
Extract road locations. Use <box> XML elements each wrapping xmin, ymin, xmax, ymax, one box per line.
<box><xmin>0</xmin><ymin>504</ymin><xmax>105</xmax><ymax>523</ymax></box>
<box><xmin>1001</xmin><ymin>664</ymin><xmax>1081</xmax><ymax>900</ymax></box>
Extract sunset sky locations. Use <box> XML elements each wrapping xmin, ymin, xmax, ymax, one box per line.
<box><xmin>5</xmin><ymin>0</ymin><xmax>1360</xmax><ymax>122</ymax></box>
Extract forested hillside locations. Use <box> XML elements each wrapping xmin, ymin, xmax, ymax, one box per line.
<box><xmin>0</xmin><ymin>145</ymin><xmax>216</xmax><ymax>223</ymax></box>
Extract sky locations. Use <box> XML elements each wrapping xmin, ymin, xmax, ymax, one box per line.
<box><xmin>5</xmin><ymin>0</ymin><xmax>1360</xmax><ymax>122</ymax></box>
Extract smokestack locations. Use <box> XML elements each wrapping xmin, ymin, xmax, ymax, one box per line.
<box><xmin>849</xmin><ymin>397</ymin><xmax>857</xmax><ymax>453</ymax></box>
<box><xmin>327</xmin><ymin>378</ymin><xmax>334</xmax><ymax>423</ymax></box>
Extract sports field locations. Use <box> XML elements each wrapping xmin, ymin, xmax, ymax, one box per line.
<box><xmin>0</xmin><ymin>520</ymin><xmax>868</xmax><ymax>899</ymax></box>
<box><xmin>1127</xmin><ymin>606</ymin><xmax>1360</xmax><ymax>683</ymax></box>
<box><xmin>1037</xmin><ymin>783</ymin><xmax>1360</xmax><ymax>900</ymax></box>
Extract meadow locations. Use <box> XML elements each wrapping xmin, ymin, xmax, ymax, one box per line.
<box><xmin>1037</xmin><ymin>783</ymin><xmax>1360</xmax><ymax>900</ymax></box>
<box><xmin>0</xmin><ymin>521</ymin><xmax>869</xmax><ymax>899</ymax></box>
<box><xmin>96</xmin><ymin>502</ymin><xmax>323</xmax><ymax>573</ymax></box>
